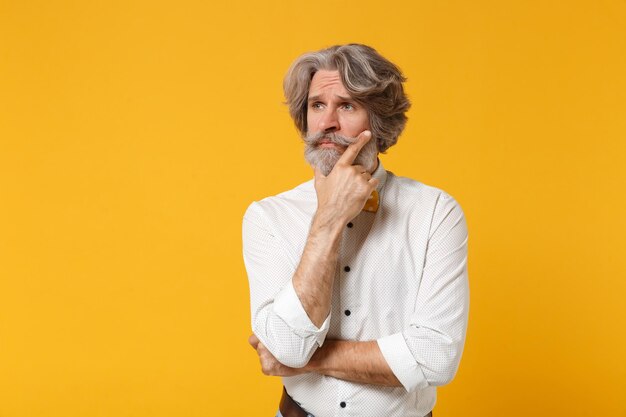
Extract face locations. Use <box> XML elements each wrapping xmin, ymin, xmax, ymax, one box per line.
<box><xmin>304</xmin><ymin>70</ymin><xmax>378</xmax><ymax>175</ymax></box>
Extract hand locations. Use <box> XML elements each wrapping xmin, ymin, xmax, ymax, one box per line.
<box><xmin>314</xmin><ymin>131</ymin><xmax>380</xmax><ymax>224</ymax></box>
<box><xmin>248</xmin><ymin>334</ymin><xmax>304</xmax><ymax>377</ymax></box>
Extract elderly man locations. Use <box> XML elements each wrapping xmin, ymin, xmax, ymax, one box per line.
<box><xmin>243</xmin><ymin>44</ymin><xmax>469</xmax><ymax>417</ymax></box>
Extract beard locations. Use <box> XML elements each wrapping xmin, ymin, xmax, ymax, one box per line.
<box><xmin>303</xmin><ymin>131</ymin><xmax>378</xmax><ymax>176</ymax></box>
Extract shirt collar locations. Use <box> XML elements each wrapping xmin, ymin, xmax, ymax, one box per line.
<box><xmin>371</xmin><ymin>158</ymin><xmax>388</xmax><ymax>194</ymax></box>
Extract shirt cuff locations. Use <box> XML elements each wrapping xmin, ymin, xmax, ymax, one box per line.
<box><xmin>377</xmin><ymin>332</ymin><xmax>429</xmax><ymax>392</ymax></box>
<box><xmin>273</xmin><ymin>280</ymin><xmax>330</xmax><ymax>347</ymax></box>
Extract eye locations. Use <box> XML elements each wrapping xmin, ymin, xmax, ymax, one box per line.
<box><xmin>342</xmin><ymin>103</ymin><xmax>355</xmax><ymax>110</ymax></box>
<box><xmin>310</xmin><ymin>102</ymin><xmax>324</xmax><ymax>110</ymax></box>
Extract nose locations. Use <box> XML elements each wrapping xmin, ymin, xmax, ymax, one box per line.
<box><xmin>319</xmin><ymin>108</ymin><xmax>339</xmax><ymax>133</ymax></box>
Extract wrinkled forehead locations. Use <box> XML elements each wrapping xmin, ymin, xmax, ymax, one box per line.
<box><xmin>308</xmin><ymin>69</ymin><xmax>350</xmax><ymax>97</ymax></box>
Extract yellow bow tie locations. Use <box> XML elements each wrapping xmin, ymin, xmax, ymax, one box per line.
<box><xmin>362</xmin><ymin>189</ymin><xmax>379</xmax><ymax>213</ymax></box>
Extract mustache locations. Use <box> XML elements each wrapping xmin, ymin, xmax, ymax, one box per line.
<box><xmin>303</xmin><ymin>131</ymin><xmax>354</xmax><ymax>147</ymax></box>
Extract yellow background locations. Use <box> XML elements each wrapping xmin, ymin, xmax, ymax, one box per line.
<box><xmin>1</xmin><ymin>0</ymin><xmax>625</xmax><ymax>416</ymax></box>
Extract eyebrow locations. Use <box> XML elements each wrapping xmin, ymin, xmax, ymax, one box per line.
<box><xmin>307</xmin><ymin>94</ymin><xmax>355</xmax><ymax>103</ymax></box>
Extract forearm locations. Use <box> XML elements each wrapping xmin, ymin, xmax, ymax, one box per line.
<box><xmin>306</xmin><ymin>339</ymin><xmax>402</xmax><ymax>387</ymax></box>
<box><xmin>292</xmin><ymin>209</ymin><xmax>345</xmax><ymax>328</ymax></box>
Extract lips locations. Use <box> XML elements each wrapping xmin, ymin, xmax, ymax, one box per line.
<box><xmin>318</xmin><ymin>140</ymin><xmax>339</xmax><ymax>149</ymax></box>
<box><xmin>313</xmin><ymin>135</ymin><xmax>348</xmax><ymax>150</ymax></box>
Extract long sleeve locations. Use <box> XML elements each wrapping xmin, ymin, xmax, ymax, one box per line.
<box><xmin>242</xmin><ymin>202</ymin><xmax>330</xmax><ymax>368</ymax></box>
<box><xmin>377</xmin><ymin>193</ymin><xmax>469</xmax><ymax>392</ymax></box>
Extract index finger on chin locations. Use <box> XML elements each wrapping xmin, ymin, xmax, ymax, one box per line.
<box><xmin>337</xmin><ymin>130</ymin><xmax>372</xmax><ymax>166</ymax></box>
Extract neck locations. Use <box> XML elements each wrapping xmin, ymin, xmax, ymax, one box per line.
<box><xmin>369</xmin><ymin>157</ymin><xmax>380</xmax><ymax>174</ymax></box>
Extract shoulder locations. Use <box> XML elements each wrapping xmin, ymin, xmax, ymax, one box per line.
<box><xmin>386</xmin><ymin>171</ymin><xmax>463</xmax><ymax>211</ymax></box>
<box><xmin>385</xmin><ymin>171</ymin><xmax>467</xmax><ymax>239</ymax></box>
<box><xmin>243</xmin><ymin>179</ymin><xmax>316</xmax><ymax>229</ymax></box>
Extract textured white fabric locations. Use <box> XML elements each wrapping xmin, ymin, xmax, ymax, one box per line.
<box><xmin>242</xmin><ymin>160</ymin><xmax>469</xmax><ymax>417</ymax></box>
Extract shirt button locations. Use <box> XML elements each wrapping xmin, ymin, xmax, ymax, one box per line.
<box><xmin>344</xmin><ymin>310</ymin><xmax>351</xmax><ymax>316</ymax></box>
<box><xmin>344</xmin><ymin>266</ymin><xmax>351</xmax><ymax>272</ymax></box>
<box><xmin>347</xmin><ymin>222</ymin><xmax>353</xmax><ymax>228</ymax></box>
<box><xmin>340</xmin><ymin>401</ymin><xmax>347</xmax><ymax>408</ymax></box>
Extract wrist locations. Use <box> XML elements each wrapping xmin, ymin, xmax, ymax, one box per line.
<box><xmin>307</xmin><ymin>341</ymin><xmax>332</xmax><ymax>373</ymax></box>
<box><xmin>312</xmin><ymin>208</ymin><xmax>350</xmax><ymax>236</ymax></box>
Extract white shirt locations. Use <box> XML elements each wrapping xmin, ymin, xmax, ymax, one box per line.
<box><xmin>242</xmin><ymin>160</ymin><xmax>469</xmax><ymax>417</ymax></box>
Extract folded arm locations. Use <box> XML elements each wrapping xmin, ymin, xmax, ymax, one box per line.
<box><xmin>249</xmin><ymin>334</ymin><xmax>401</xmax><ymax>387</ymax></box>
<box><xmin>243</xmin><ymin>209</ymin><xmax>336</xmax><ymax>368</ymax></box>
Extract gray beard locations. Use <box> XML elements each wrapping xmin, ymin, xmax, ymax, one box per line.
<box><xmin>303</xmin><ymin>131</ymin><xmax>378</xmax><ymax>176</ymax></box>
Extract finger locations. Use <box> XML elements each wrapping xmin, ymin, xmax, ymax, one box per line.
<box><xmin>350</xmin><ymin>164</ymin><xmax>366</xmax><ymax>174</ymax></box>
<box><xmin>337</xmin><ymin>130</ymin><xmax>372</xmax><ymax>166</ymax></box>
<box><xmin>248</xmin><ymin>334</ymin><xmax>259</xmax><ymax>348</ymax></box>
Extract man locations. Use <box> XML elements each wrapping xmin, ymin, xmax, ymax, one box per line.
<box><xmin>243</xmin><ymin>44</ymin><xmax>469</xmax><ymax>417</ymax></box>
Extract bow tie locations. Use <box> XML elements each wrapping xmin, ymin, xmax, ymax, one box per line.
<box><xmin>362</xmin><ymin>189</ymin><xmax>379</xmax><ymax>213</ymax></box>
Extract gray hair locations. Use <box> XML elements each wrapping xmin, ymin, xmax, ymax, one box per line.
<box><xmin>283</xmin><ymin>44</ymin><xmax>411</xmax><ymax>153</ymax></box>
